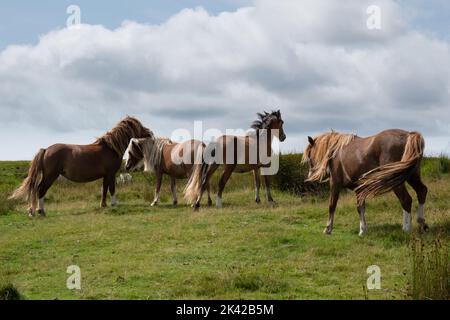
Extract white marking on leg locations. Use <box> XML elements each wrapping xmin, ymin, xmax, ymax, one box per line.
<box><xmin>38</xmin><ymin>198</ymin><xmax>45</xmax><ymax>211</ymax></box>
<box><xmin>359</xmin><ymin>207</ymin><xmax>367</xmax><ymax>237</ymax></box>
<box><xmin>216</xmin><ymin>195</ymin><xmax>222</xmax><ymax>208</ymax></box>
<box><xmin>151</xmin><ymin>193</ymin><xmax>160</xmax><ymax>206</ymax></box>
<box><xmin>111</xmin><ymin>195</ymin><xmax>117</xmax><ymax>206</ymax></box>
<box><xmin>416</xmin><ymin>204</ymin><xmax>425</xmax><ymax>221</ymax></box>
<box><xmin>403</xmin><ymin>210</ymin><xmax>412</xmax><ymax>232</ymax></box>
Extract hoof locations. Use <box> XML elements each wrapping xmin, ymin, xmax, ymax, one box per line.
<box><xmin>323</xmin><ymin>227</ymin><xmax>332</xmax><ymax>235</ymax></box>
<box><xmin>419</xmin><ymin>223</ymin><xmax>430</xmax><ymax>233</ymax></box>
<box><xmin>193</xmin><ymin>204</ymin><xmax>200</xmax><ymax>212</ymax></box>
<box><xmin>38</xmin><ymin>210</ymin><xmax>46</xmax><ymax>217</ymax></box>
<box><xmin>150</xmin><ymin>201</ymin><xmax>158</xmax><ymax>207</ymax></box>
<box><xmin>207</xmin><ymin>200</ymin><xmax>213</xmax><ymax>207</ymax></box>
<box><xmin>255</xmin><ymin>198</ymin><xmax>261</xmax><ymax>204</ymax></box>
<box><xmin>101</xmin><ymin>203</ymin><xmax>107</xmax><ymax>208</ymax></box>
<box><xmin>28</xmin><ymin>209</ymin><xmax>35</xmax><ymax>218</ymax></box>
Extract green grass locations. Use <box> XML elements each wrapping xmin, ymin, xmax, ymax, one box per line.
<box><xmin>0</xmin><ymin>159</ymin><xmax>449</xmax><ymax>300</ymax></box>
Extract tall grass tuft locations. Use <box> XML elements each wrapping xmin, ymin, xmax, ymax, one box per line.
<box><xmin>0</xmin><ymin>283</ymin><xmax>23</xmax><ymax>300</ymax></box>
<box><xmin>0</xmin><ymin>191</ymin><xmax>18</xmax><ymax>215</ymax></box>
<box><xmin>438</xmin><ymin>154</ymin><xmax>450</xmax><ymax>174</ymax></box>
<box><xmin>409</xmin><ymin>237</ymin><xmax>450</xmax><ymax>300</ymax></box>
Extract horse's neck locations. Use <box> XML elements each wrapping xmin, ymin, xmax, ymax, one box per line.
<box><xmin>255</xmin><ymin>129</ymin><xmax>273</xmax><ymax>159</ymax></box>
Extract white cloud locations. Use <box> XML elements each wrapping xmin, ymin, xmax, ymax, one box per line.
<box><xmin>0</xmin><ymin>0</ymin><xmax>449</xmax><ymax>159</ymax></box>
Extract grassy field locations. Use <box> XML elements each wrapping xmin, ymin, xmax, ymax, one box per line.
<box><xmin>0</xmin><ymin>157</ymin><xmax>449</xmax><ymax>300</ymax></box>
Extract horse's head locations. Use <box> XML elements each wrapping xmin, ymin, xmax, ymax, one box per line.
<box><xmin>125</xmin><ymin>138</ymin><xmax>146</xmax><ymax>172</ymax></box>
<box><xmin>302</xmin><ymin>132</ymin><xmax>355</xmax><ymax>182</ymax></box>
<box><xmin>251</xmin><ymin>109</ymin><xmax>286</xmax><ymax>142</ymax></box>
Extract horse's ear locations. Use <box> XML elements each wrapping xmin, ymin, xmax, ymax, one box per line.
<box><xmin>308</xmin><ymin>136</ymin><xmax>315</xmax><ymax>146</ymax></box>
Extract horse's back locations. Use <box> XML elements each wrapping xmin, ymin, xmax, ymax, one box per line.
<box><xmin>44</xmin><ymin>143</ymin><xmax>120</xmax><ymax>182</ymax></box>
<box><xmin>337</xmin><ymin>129</ymin><xmax>414</xmax><ymax>186</ymax></box>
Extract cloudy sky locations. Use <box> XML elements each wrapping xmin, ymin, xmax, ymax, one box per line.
<box><xmin>0</xmin><ymin>0</ymin><xmax>449</xmax><ymax>160</ymax></box>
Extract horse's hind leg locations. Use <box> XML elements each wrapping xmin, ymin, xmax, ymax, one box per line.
<box><xmin>407</xmin><ymin>170</ymin><xmax>429</xmax><ymax>232</ymax></box>
<box><xmin>170</xmin><ymin>177</ymin><xmax>177</xmax><ymax>206</ymax></box>
<box><xmin>194</xmin><ymin>163</ymin><xmax>218</xmax><ymax>210</ymax></box>
<box><xmin>37</xmin><ymin>172</ymin><xmax>59</xmax><ymax>217</ymax></box>
<box><xmin>206</xmin><ymin>181</ymin><xmax>213</xmax><ymax>207</ymax></box>
<box><xmin>216</xmin><ymin>164</ymin><xmax>236</xmax><ymax>208</ymax></box>
<box><xmin>393</xmin><ymin>184</ymin><xmax>413</xmax><ymax>232</ymax></box>
<box><xmin>357</xmin><ymin>201</ymin><xmax>368</xmax><ymax>237</ymax></box>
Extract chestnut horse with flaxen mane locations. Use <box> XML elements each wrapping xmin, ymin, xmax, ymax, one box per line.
<box><xmin>302</xmin><ymin>129</ymin><xmax>428</xmax><ymax>236</ymax></box>
<box><xmin>10</xmin><ymin>116</ymin><xmax>152</xmax><ymax>217</ymax></box>
<box><xmin>125</xmin><ymin>136</ymin><xmax>213</xmax><ymax>207</ymax></box>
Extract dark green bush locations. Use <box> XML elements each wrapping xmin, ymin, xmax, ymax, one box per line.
<box><xmin>273</xmin><ymin>153</ymin><xmax>328</xmax><ymax>196</ymax></box>
<box><xmin>0</xmin><ymin>283</ymin><xmax>23</xmax><ymax>300</ymax></box>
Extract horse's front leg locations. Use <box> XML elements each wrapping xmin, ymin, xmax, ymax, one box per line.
<box><xmin>170</xmin><ymin>176</ymin><xmax>177</xmax><ymax>206</ymax></box>
<box><xmin>263</xmin><ymin>175</ymin><xmax>274</xmax><ymax>203</ymax></box>
<box><xmin>324</xmin><ymin>184</ymin><xmax>340</xmax><ymax>235</ymax></box>
<box><xmin>151</xmin><ymin>171</ymin><xmax>163</xmax><ymax>206</ymax></box>
<box><xmin>101</xmin><ymin>177</ymin><xmax>109</xmax><ymax>208</ymax></box>
<box><xmin>109</xmin><ymin>175</ymin><xmax>117</xmax><ymax>206</ymax></box>
<box><xmin>253</xmin><ymin>169</ymin><xmax>261</xmax><ymax>203</ymax></box>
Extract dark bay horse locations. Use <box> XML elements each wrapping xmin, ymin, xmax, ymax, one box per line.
<box><xmin>125</xmin><ymin>137</ymin><xmax>212</xmax><ymax>206</ymax></box>
<box><xmin>10</xmin><ymin>116</ymin><xmax>152</xmax><ymax>217</ymax></box>
<box><xmin>184</xmin><ymin>110</ymin><xmax>286</xmax><ymax>210</ymax></box>
<box><xmin>302</xmin><ymin>129</ymin><xmax>428</xmax><ymax>236</ymax></box>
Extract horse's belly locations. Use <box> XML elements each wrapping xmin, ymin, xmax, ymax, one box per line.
<box><xmin>62</xmin><ymin>171</ymin><xmax>104</xmax><ymax>183</ymax></box>
<box><xmin>234</xmin><ymin>164</ymin><xmax>255</xmax><ymax>173</ymax></box>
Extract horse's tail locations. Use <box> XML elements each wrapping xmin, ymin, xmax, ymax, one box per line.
<box><xmin>184</xmin><ymin>144</ymin><xmax>209</xmax><ymax>204</ymax></box>
<box><xmin>355</xmin><ymin>132</ymin><xmax>424</xmax><ymax>206</ymax></box>
<box><xmin>9</xmin><ymin>149</ymin><xmax>46</xmax><ymax>208</ymax></box>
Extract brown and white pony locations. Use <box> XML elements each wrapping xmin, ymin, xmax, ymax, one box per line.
<box><xmin>10</xmin><ymin>116</ymin><xmax>152</xmax><ymax>217</ymax></box>
<box><xmin>125</xmin><ymin>137</ymin><xmax>212</xmax><ymax>206</ymax></box>
<box><xmin>185</xmin><ymin>110</ymin><xmax>286</xmax><ymax>210</ymax></box>
<box><xmin>302</xmin><ymin>129</ymin><xmax>428</xmax><ymax>236</ymax></box>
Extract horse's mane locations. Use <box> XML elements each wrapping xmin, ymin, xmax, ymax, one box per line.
<box><xmin>251</xmin><ymin>110</ymin><xmax>281</xmax><ymax>130</ymax></box>
<box><xmin>95</xmin><ymin>116</ymin><xmax>153</xmax><ymax>156</ymax></box>
<box><xmin>142</xmin><ymin>137</ymin><xmax>173</xmax><ymax>173</ymax></box>
<box><xmin>302</xmin><ymin>131</ymin><xmax>355</xmax><ymax>182</ymax></box>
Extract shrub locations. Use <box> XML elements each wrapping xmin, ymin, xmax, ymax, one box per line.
<box><xmin>408</xmin><ymin>237</ymin><xmax>450</xmax><ymax>300</ymax></box>
<box><xmin>272</xmin><ymin>153</ymin><xmax>328</xmax><ymax>196</ymax></box>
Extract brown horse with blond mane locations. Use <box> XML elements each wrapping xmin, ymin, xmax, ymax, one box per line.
<box><xmin>125</xmin><ymin>137</ymin><xmax>212</xmax><ymax>206</ymax></box>
<box><xmin>10</xmin><ymin>116</ymin><xmax>152</xmax><ymax>217</ymax></box>
<box><xmin>302</xmin><ymin>129</ymin><xmax>428</xmax><ymax>236</ymax></box>
<box><xmin>185</xmin><ymin>110</ymin><xmax>286</xmax><ymax>210</ymax></box>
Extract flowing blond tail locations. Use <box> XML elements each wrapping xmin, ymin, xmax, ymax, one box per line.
<box><xmin>9</xmin><ymin>149</ymin><xmax>46</xmax><ymax>211</ymax></box>
<box><xmin>355</xmin><ymin>132</ymin><xmax>424</xmax><ymax>206</ymax></box>
<box><xmin>183</xmin><ymin>144</ymin><xmax>206</xmax><ymax>204</ymax></box>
